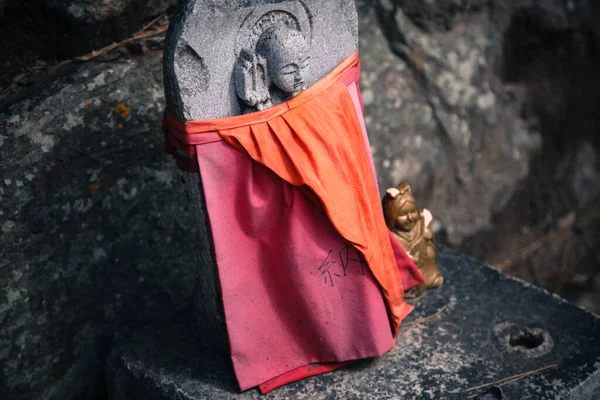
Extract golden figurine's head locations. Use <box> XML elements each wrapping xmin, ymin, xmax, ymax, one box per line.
<box><xmin>383</xmin><ymin>182</ymin><xmax>420</xmax><ymax>232</ymax></box>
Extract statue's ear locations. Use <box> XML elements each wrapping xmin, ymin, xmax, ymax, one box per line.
<box><xmin>255</xmin><ymin>55</ymin><xmax>269</xmax><ymax>88</ymax></box>
<box><xmin>386</xmin><ymin>188</ymin><xmax>401</xmax><ymax>198</ymax></box>
<box><xmin>397</xmin><ymin>181</ymin><xmax>412</xmax><ymax>195</ymax></box>
<box><xmin>254</xmin><ymin>55</ymin><xmax>271</xmax><ymax>110</ymax></box>
<box><xmin>234</xmin><ymin>50</ymin><xmax>271</xmax><ymax>109</ymax></box>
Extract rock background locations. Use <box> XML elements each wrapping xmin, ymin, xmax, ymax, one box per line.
<box><xmin>357</xmin><ymin>0</ymin><xmax>541</xmax><ymax>244</ymax></box>
<box><xmin>1</xmin><ymin>0</ymin><xmax>599</xmax><ymax>399</ymax></box>
<box><xmin>0</xmin><ymin>54</ymin><xmax>196</xmax><ymax>399</ymax></box>
<box><xmin>0</xmin><ymin>0</ymin><xmax>176</xmax><ymax>89</ymax></box>
<box><xmin>459</xmin><ymin>0</ymin><xmax>600</xmax><ymax>308</ymax></box>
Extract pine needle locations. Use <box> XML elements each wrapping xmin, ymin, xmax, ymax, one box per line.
<box><xmin>0</xmin><ymin>14</ymin><xmax>170</xmax><ymax>101</ymax></box>
<box><xmin>403</xmin><ymin>303</ymin><xmax>449</xmax><ymax>326</ymax></box>
<box><xmin>463</xmin><ymin>363</ymin><xmax>559</xmax><ymax>398</ymax></box>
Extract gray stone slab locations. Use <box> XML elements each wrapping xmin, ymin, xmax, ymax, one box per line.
<box><xmin>107</xmin><ymin>246</ymin><xmax>600</xmax><ymax>400</ymax></box>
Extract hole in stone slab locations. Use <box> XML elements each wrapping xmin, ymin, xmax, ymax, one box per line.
<box><xmin>508</xmin><ymin>330</ymin><xmax>545</xmax><ymax>349</ymax></box>
<box><xmin>493</xmin><ymin>322</ymin><xmax>554</xmax><ymax>358</ymax></box>
<box><xmin>474</xmin><ymin>386</ymin><xmax>505</xmax><ymax>399</ymax></box>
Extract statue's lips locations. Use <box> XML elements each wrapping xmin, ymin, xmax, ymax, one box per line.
<box><xmin>402</xmin><ymin>221</ymin><xmax>416</xmax><ymax>230</ymax></box>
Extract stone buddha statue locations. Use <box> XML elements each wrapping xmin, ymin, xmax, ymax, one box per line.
<box><xmin>383</xmin><ymin>182</ymin><xmax>443</xmax><ymax>298</ymax></box>
<box><xmin>235</xmin><ymin>25</ymin><xmax>310</xmax><ymax>111</ymax></box>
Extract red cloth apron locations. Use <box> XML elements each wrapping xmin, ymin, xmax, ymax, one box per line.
<box><xmin>163</xmin><ymin>51</ymin><xmax>424</xmax><ymax>392</ymax></box>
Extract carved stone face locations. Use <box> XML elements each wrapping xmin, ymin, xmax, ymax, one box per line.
<box><xmin>395</xmin><ymin>201</ymin><xmax>419</xmax><ymax>232</ymax></box>
<box><xmin>257</xmin><ymin>26</ymin><xmax>309</xmax><ymax>96</ymax></box>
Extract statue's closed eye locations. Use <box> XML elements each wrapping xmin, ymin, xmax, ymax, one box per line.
<box><xmin>301</xmin><ymin>57</ymin><xmax>310</xmax><ymax>69</ymax></box>
<box><xmin>280</xmin><ymin>64</ymin><xmax>299</xmax><ymax>74</ymax></box>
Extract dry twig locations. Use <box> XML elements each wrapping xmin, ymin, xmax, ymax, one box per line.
<box><xmin>495</xmin><ymin>230</ymin><xmax>568</xmax><ymax>271</ymax></box>
<box><xmin>495</xmin><ymin>205</ymin><xmax>600</xmax><ymax>272</ymax></box>
<box><xmin>0</xmin><ymin>13</ymin><xmax>169</xmax><ymax>101</ymax></box>
<box><xmin>553</xmin><ymin>237</ymin><xmax>574</xmax><ymax>293</ymax></box>
<box><xmin>404</xmin><ymin>303</ymin><xmax>448</xmax><ymax>327</ymax></box>
<box><xmin>139</xmin><ymin>11</ymin><xmax>167</xmax><ymax>33</ymax></box>
<box><xmin>0</xmin><ymin>83</ymin><xmax>17</xmax><ymax>100</ymax></box>
<box><xmin>463</xmin><ymin>363</ymin><xmax>559</xmax><ymax>398</ymax></box>
<box><xmin>64</xmin><ymin>24</ymin><xmax>169</xmax><ymax>65</ymax></box>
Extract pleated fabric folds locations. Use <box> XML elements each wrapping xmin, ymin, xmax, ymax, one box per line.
<box><xmin>163</xmin><ymin>51</ymin><xmax>424</xmax><ymax>392</ymax></box>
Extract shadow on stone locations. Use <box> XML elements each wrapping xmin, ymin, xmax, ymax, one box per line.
<box><xmin>107</xmin><ymin>308</ymin><xmax>239</xmax><ymax>400</ymax></box>
<box><xmin>474</xmin><ymin>386</ymin><xmax>505</xmax><ymax>400</ymax></box>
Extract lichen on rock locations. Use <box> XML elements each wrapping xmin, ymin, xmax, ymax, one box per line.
<box><xmin>0</xmin><ymin>53</ymin><xmax>195</xmax><ymax>400</ymax></box>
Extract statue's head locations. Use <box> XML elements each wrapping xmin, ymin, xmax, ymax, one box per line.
<box><xmin>256</xmin><ymin>26</ymin><xmax>309</xmax><ymax>96</ymax></box>
<box><xmin>235</xmin><ymin>25</ymin><xmax>310</xmax><ymax>111</ymax></box>
<box><xmin>383</xmin><ymin>182</ymin><xmax>420</xmax><ymax>232</ymax></box>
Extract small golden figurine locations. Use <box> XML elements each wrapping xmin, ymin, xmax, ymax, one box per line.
<box><xmin>382</xmin><ymin>182</ymin><xmax>443</xmax><ymax>298</ymax></box>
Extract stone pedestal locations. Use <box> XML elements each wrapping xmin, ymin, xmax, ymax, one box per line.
<box><xmin>107</xmin><ymin>246</ymin><xmax>600</xmax><ymax>399</ymax></box>
<box><xmin>162</xmin><ymin>0</ymin><xmax>359</xmax><ymax>350</ymax></box>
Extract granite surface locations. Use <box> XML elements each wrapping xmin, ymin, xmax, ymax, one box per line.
<box><xmin>164</xmin><ymin>0</ymin><xmax>358</xmax><ymax>120</ymax></box>
<box><xmin>107</xmin><ymin>246</ymin><xmax>600</xmax><ymax>399</ymax></box>
<box><xmin>0</xmin><ymin>53</ymin><xmax>196</xmax><ymax>400</ymax></box>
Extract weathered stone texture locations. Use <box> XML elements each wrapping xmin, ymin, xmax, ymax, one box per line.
<box><xmin>0</xmin><ymin>54</ymin><xmax>194</xmax><ymax>400</ymax></box>
<box><xmin>0</xmin><ymin>0</ymin><xmax>175</xmax><ymax>89</ymax></box>
<box><xmin>357</xmin><ymin>1</ymin><xmax>541</xmax><ymax>245</ymax></box>
<box><xmin>164</xmin><ymin>0</ymin><xmax>358</xmax><ymax>120</ymax></box>
<box><xmin>44</xmin><ymin>0</ymin><xmax>175</xmax><ymax>23</ymax></box>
